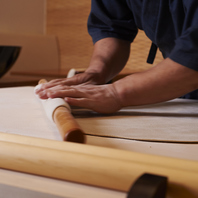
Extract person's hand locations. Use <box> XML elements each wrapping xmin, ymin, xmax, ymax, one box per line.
<box><xmin>36</xmin><ymin>83</ymin><xmax>122</xmax><ymax>114</ymax></box>
<box><xmin>35</xmin><ymin>71</ymin><xmax>105</xmax><ymax>95</ymax></box>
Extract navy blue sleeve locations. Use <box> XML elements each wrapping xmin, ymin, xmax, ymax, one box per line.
<box><xmin>87</xmin><ymin>0</ymin><xmax>138</xmax><ymax>44</ymax></box>
<box><xmin>169</xmin><ymin>0</ymin><xmax>198</xmax><ymax>71</ymax></box>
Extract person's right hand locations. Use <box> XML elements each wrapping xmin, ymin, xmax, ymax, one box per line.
<box><xmin>36</xmin><ymin>83</ymin><xmax>122</xmax><ymax>114</ymax></box>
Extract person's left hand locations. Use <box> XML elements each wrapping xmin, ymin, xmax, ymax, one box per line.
<box><xmin>36</xmin><ymin>83</ymin><xmax>122</xmax><ymax>114</ymax></box>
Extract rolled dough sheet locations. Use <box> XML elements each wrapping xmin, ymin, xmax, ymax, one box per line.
<box><xmin>74</xmin><ymin>99</ymin><xmax>198</xmax><ymax>143</ymax></box>
<box><xmin>0</xmin><ymin>86</ymin><xmax>197</xmax><ymax>143</ymax></box>
<box><xmin>0</xmin><ymin>86</ymin><xmax>62</xmax><ymax>140</ymax></box>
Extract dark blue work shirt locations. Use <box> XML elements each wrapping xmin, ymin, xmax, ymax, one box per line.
<box><xmin>88</xmin><ymin>0</ymin><xmax>198</xmax><ymax>71</ymax></box>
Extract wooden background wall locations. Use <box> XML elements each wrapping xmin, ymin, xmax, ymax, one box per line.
<box><xmin>46</xmin><ymin>0</ymin><xmax>163</xmax><ymax>72</ymax></box>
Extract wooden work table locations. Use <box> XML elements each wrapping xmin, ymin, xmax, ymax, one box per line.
<box><xmin>0</xmin><ymin>86</ymin><xmax>198</xmax><ymax>198</ymax></box>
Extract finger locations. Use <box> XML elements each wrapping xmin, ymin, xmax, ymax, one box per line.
<box><xmin>60</xmin><ymin>75</ymin><xmax>84</xmax><ymax>86</ymax></box>
<box><xmin>35</xmin><ymin>78</ymin><xmax>68</xmax><ymax>94</ymax></box>
<box><xmin>41</xmin><ymin>79</ymin><xmax>67</xmax><ymax>89</ymax></box>
<box><xmin>36</xmin><ymin>89</ymin><xmax>49</xmax><ymax>99</ymax></box>
<box><xmin>36</xmin><ymin>84</ymin><xmax>65</xmax><ymax>99</ymax></box>
<box><xmin>47</xmin><ymin>75</ymin><xmax>81</xmax><ymax>87</ymax></box>
<box><xmin>45</xmin><ymin>86</ymin><xmax>86</xmax><ymax>99</ymax></box>
<box><xmin>36</xmin><ymin>76</ymin><xmax>81</xmax><ymax>94</ymax></box>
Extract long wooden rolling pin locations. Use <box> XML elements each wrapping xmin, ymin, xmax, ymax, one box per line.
<box><xmin>35</xmin><ymin>79</ymin><xmax>85</xmax><ymax>143</ymax></box>
<box><xmin>0</xmin><ymin>137</ymin><xmax>198</xmax><ymax>197</ymax></box>
<box><xmin>0</xmin><ymin>132</ymin><xmax>197</xmax><ymax>174</ymax></box>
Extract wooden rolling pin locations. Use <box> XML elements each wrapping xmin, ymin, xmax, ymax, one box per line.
<box><xmin>36</xmin><ymin>79</ymin><xmax>85</xmax><ymax>143</ymax></box>
<box><xmin>0</xmin><ymin>132</ymin><xmax>198</xmax><ymax>174</ymax></box>
<box><xmin>0</xmin><ymin>138</ymin><xmax>198</xmax><ymax>197</ymax></box>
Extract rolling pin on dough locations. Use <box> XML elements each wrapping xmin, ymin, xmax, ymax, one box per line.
<box><xmin>35</xmin><ymin>79</ymin><xmax>85</xmax><ymax>143</ymax></box>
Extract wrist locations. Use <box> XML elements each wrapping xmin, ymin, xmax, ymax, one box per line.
<box><xmin>112</xmin><ymin>78</ymin><xmax>131</xmax><ymax>108</ymax></box>
<box><xmin>84</xmin><ymin>68</ymin><xmax>107</xmax><ymax>84</ymax></box>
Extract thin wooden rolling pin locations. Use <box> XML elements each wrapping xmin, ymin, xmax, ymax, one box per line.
<box><xmin>36</xmin><ymin>79</ymin><xmax>85</xmax><ymax>143</ymax></box>
<box><xmin>0</xmin><ymin>139</ymin><xmax>198</xmax><ymax>197</ymax></box>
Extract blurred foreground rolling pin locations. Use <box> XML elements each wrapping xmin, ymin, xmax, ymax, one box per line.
<box><xmin>0</xmin><ymin>132</ymin><xmax>198</xmax><ymax>174</ymax></box>
<box><xmin>35</xmin><ymin>79</ymin><xmax>85</xmax><ymax>143</ymax></box>
<box><xmin>0</xmin><ymin>139</ymin><xmax>198</xmax><ymax>196</ymax></box>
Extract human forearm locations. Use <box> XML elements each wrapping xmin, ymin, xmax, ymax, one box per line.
<box><xmin>36</xmin><ymin>58</ymin><xmax>198</xmax><ymax>114</ymax></box>
<box><xmin>85</xmin><ymin>37</ymin><xmax>131</xmax><ymax>84</ymax></box>
<box><xmin>113</xmin><ymin>58</ymin><xmax>198</xmax><ymax>107</ymax></box>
